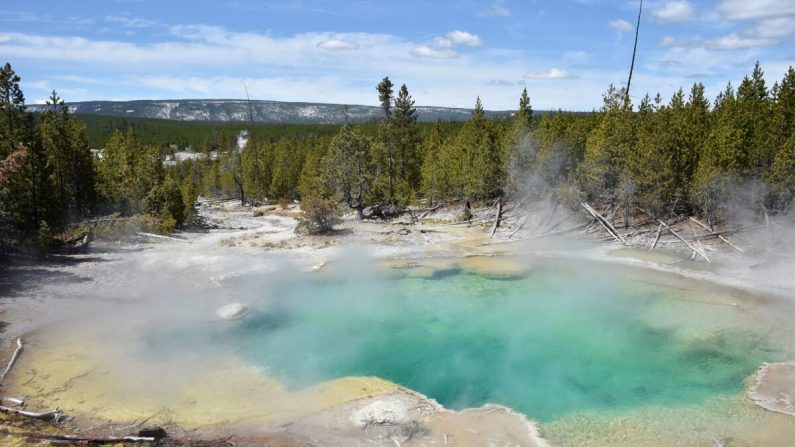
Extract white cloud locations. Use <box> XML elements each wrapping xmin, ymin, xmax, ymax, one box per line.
<box><xmin>610</xmin><ymin>19</ymin><xmax>634</xmax><ymax>32</ymax></box>
<box><xmin>105</xmin><ymin>14</ymin><xmax>156</xmax><ymax>28</ymax></box>
<box><xmin>485</xmin><ymin>79</ymin><xmax>523</xmax><ymax>86</ymax></box>
<box><xmin>1</xmin><ymin>24</ymin><xmax>716</xmax><ymax>111</ymax></box>
<box><xmin>564</xmin><ymin>51</ymin><xmax>590</xmax><ymax>63</ymax></box>
<box><xmin>706</xmin><ymin>32</ymin><xmax>777</xmax><ymax>49</ymax></box>
<box><xmin>317</xmin><ymin>39</ymin><xmax>359</xmax><ymax>50</ymax></box>
<box><xmin>446</xmin><ymin>30</ymin><xmax>483</xmax><ymax>47</ymax></box>
<box><xmin>432</xmin><ymin>37</ymin><xmax>453</xmax><ymax>48</ymax></box>
<box><xmin>718</xmin><ymin>0</ymin><xmax>795</xmax><ymax>20</ymax></box>
<box><xmin>653</xmin><ymin>1</ymin><xmax>696</xmax><ymax>22</ymax></box>
<box><xmin>661</xmin><ymin>36</ymin><xmax>686</xmax><ymax>47</ymax></box>
<box><xmin>744</xmin><ymin>17</ymin><xmax>795</xmax><ymax>38</ymax></box>
<box><xmin>524</xmin><ymin>68</ymin><xmax>575</xmax><ymax>80</ymax></box>
<box><xmin>410</xmin><ymin>46</ymin><xmax>458</xmax><ymax>59</ymax></box>
<box><xmin>477</xmin><ymin>0</ymin><xmax>511</xmax><ymax>17</ymax></box>
<box><xmin>661</xmin><ymin>32</ymin><xmax>777</xmax><ymax>49</ymax></box>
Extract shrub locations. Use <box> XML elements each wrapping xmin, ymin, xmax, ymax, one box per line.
<box><xmin>295</xmin><ymin>195</ymin><xmax>341</xmax><ymax>234</ymax></box>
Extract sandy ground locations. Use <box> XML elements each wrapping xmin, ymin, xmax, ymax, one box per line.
<box><xmin>0</xmin><ymin>198</ymin><xmax>793</xmax><ymax>446</ymax></box>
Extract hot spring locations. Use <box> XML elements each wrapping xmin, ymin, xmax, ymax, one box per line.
<box><xmin>12</xmin><ymin>254</ymin><xmax>795</xmax><ymax>446</ymax></box>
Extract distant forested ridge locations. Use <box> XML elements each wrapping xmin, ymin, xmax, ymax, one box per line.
<box><xmin>54</xmin><ymin>114</ymin><xmax>466</xmax><ymax>152</ymax></box>
<box><xmin>2</xmin><ymin>61</ymin><xmax>795</xmax><ymax>251</ymax></box>
<box><xmin>26</xmin><ymin>99</ymin><xmax>515</xmax><ymax>124</ymax></box>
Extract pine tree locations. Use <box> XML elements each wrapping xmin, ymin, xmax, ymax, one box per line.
<box><xmin>391</xmin><ymin>84</ymin><xmax>420</xmax><ymax>204</ymax></box>
<box><xmin>98</xmin><ymin>128</ymin><xmax>163</xmax><ymax>214</ymax></box>
<box><xmin>376</xmin><ymin>77</ymin><xmax>396</xmax><ymax>202</ymax></box>
<box><xmin>625</xmin><ymin>92</ymin><xmax>680</xmax><ymax>216</ymax></box>
<box><xmin>420</xmin><ymin>120</ymin><xmax>448</xmax><ymax>205</ymax></box>
<box><xmin>39</xmin><ymin>90</ymin><xmax>96</xmax><ymax>224</ymax></box>
<box><xmin>0</xmin><ymin>63</ymin><xmax>32</xmax><ymax>158</ymax></box>
<box><xmin>769</xmin><ymin>133</ymin><xmax>795</xmax><ymax>211</ymax></box>
<box><xmin>0</xmin><ymin>65</ymin><xmax>57</xmax><ymax>251</ymax></box>
<box><xmin>774</xmin><ymin>66</ymin><xmax>795</xmax><ymax>147</ymax></box>
<box><xmin>377</xmin><ymin>77</ymin><xmax>394</xmax><ymax>122</ymax></box>
<box><xmin>324</xmin><ymin>125</ymin><xmax>375</xmax><ymax>219</ymax></box>
<box><xmin>451</xmin><ymin>97</ymin><xmax>504</xmax><ymax>202</ymax></box>
<box><xmin>579</xmin><ymin>84</ymin><xmax>636</xmax><ymax>202</ymax></box>
<box><xmin>181</xmin><ymin>175</ymin><xmax>198</xmax><ymax>224</ymax></box>
<box><xmin>242</xmin><ymin>139</ymin><xmax>272</xmax><ymax>201</ymax></box>
<box><xmin>517</xmin><ymin>88</ymin><xmax>533</xmax><ymax>128</ymax></box>
<box><xmin>736</xmin><ymin>62</ymin><xmax>775</xmax><ymax>178</ymax></box>
<box><xmin>677</xmin><ymin>83</ymin><xmax>710</xmax><ymax>206</ymax></box>
<box><xmin>693</xmin><ymin>83</ymin><xmax>742</xmax><ymax>223</ymax></box>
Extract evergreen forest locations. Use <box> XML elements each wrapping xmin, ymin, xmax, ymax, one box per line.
<box><xmin>2</xmin><ymin>61</ymin><xmax>795</xmax><ymax>254</ymax></box>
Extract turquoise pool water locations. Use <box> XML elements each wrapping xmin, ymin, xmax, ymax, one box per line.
<box><xmin>193</xmin><ymin>260</ymin><xmax>787</xmax><ymax>422</ymax></box>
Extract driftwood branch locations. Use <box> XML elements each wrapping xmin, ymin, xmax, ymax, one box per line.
<box><xmin>649</xmin><ymin>223</ymin><xmax>663</xmax><ymax>251</ymax></box>
<box><xmin>508</xmin><ymin>215</ymin><xmax>528</xmax><ymax>238</ymax></box>
<box><xmin>489</xmin><ymin>198</ymin><xmax>503</xmax><ymax>239</ymax></box>
<box><xmin>0</xmin><ymin>429</ymin><xmax>155</xmax><ymax>444</ymax></box>
<box><xmin>651</xmin><ymin>214</ymin><xmax>710</xmax><ymax>263</ymax></box>
<box><xmin>136</xmin><ymin>232</ymin><xmax>187</xmax><ymax>243</ymax></box>
<box><xmin>581</xmin><ymin>202</ymin><xmax>626</xmax><ymax>244</ymax></box>
<box><xmin>688</xmin><ymin>225</ymin><xmax>764</xmax><ymax>241</ymax></box>
<box><xmin>416</xmin><ymin>204</ymin><xmax>442</xmax><ymax>221</ymax></box>
<box><xmin>689</xmin><ymin>217</ymin><xmax>744</xmax><ymax>253</ymax></box>
<box><xmin>0</xmin><ymin>405</ymin><xmax>63</xmax><ymax>423</ymax></box>
<box><xmin>0</xmin><ymin>338</ymin><xmax>23</xmax><ymax>385</ymax></box>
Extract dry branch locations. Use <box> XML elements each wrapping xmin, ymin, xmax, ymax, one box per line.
<box><xmin>534</xmin><ymin>201</ymin><xmax>559</xmax><ymax>235</ymax></box>
<box><xmin>0</xmin><ymin>338</ymin><xmax>23</xmax><ymax>386</ymax></box>
<box><xmin>653</xmin><ymin>216</ymin><xmax>710</xmax><ymax>263</ymax></box>
<box><xmin>0</xmin><ymin>405</ymin><xmax>63</xmax><ymax>422</ymax></box>
<box><xmin>416</xmin><ymin>204</ymin><xmax>443</xmax><ymax>221</ymax></box>
<box><xmin>649</xmin><ymin>223</ymin><xmax>663</xmax><ymax>252</ymax></box>
<box><xmin>489</xmin><ymin>198</ymin><xmax>503</xmax><ymax>239</ymax></box>
<box><xmin>581</xmin><ymin>202</ymin><xmax>626</xmax><ymax>244</ymax></box>
<box><xmin>508</xmin><ymin>215</ymin><xmax>528</xmax><ymax>238</ymax></box>
<box><xmin>689</xmin><ymin>217</ymin><xmax>744</xmax><ymax>253</ymax></box>
<box><xmin>0</xmin><ymin>429</ymin><xmax>155</xmax><ymax>444</ymax></box>
<box><xmin>135</xmin><ymin>232</ymin><xmax>187</xmax><ymax>243</ymax></box>
<box><xmin>530</xmin><ymin>221</ymin><xmax>592</xmax><ymax>239</ymax></box>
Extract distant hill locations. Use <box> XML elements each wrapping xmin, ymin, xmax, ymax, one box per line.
<box><xmin>27</xmin><ymin>99</ymin><xmax>515</xmax><ymax>124</ymax></box>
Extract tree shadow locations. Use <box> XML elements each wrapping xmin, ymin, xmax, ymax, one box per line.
<box><xmin>0</xmin><ymin>252</ymin><xmax>110</xmax><ymax>298</ymax></box>
<box><xmin>0</xmin><ymin>265</ymin><xmax>90</xmax><ymax>298</ymax></box>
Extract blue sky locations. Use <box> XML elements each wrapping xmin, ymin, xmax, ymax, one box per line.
<box><xmin>1</xmin><ymin>0</ymin><xmax>794</xmax><ymax>110</ymax></box>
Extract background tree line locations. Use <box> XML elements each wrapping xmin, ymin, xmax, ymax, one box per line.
<box><xmin>0</xmin><ymin>63</ymin><xmax>197</xmax><ymax>256</ymax></box>
<box><xmin>3</xmin><ymin>61</ymin><xmax>795</xmax><ymax>246</ymax></box>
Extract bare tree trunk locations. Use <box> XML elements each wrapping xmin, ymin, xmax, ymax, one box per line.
<box><xmin>626</xmin><ymin>0</ymin><xmax>643</xmax><ymax>101</ymax></box>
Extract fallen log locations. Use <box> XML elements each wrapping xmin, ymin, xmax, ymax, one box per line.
<box><xmin>135</xmin><ymin>232</ymin><xmax>187</xmax><ymax>243</ymax></box>
<box><xmin>649</xmin><ymin>223</ymin><xmax>663</xmax><ymax>251</ymax></box>
<box><xmin>689</xmin><ymin>217</ymin><xmax>744</xmax><ymax>253</ymax></box>
<box><xmin>534</xmin><ymin>201</ymin><xmax>559</xmax><ymax>235</ymax></box>
<box><xmin>689</xmin><ymin>225</ymin><xmax>764</xmax><ymax>241</ymax></box>
<box><xmin>530</xmin><ymin>221</ymin><xmax>592</xmax><ymax>239</ymax></box>
<box><xmin>489</xmin><ymin>198</ymin><xmax>503</xmax><ymax>239</ymax></box>
<box><xmin>417</xmin><ymin>204</ymin><xmax>443</xmax><ymax>221</ymax></box>
<box><xmin>0</xmin><ymin>429</ymin><xmax>155</xmax><ymax>444</ymax></box>
<box><xmin>2</xmin><ymin>397</ymin><xmax>24</xmax><ymax>406</ymax></box>
<box><xmin>0</xmin><ymin>338</ymin><xmax>22</xmax><ymax>385</ymax></box>
<box><xmin>654</xmin><ymin>217</ymin><xmax>710</xmax><ymax>263</ymax></box>
<box><xmin>581</xmin><ymin>202</ymin><xmax>626</xmax><ymax>244</ymax></box>
<box><xmin>0</xmin><ymin>405</ymin><xmax>63</xmax><ymax>422</ymax></box>
<box><xmin>508</xmin><ymin>215</ymin><xmax>528</xmax><ymax>238</ymax></box>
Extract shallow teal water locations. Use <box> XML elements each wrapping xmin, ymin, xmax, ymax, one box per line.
<box><xmin>171</xmin><ymin>261</ymin><xmax>784</xmax><ymax>423</ymax></box>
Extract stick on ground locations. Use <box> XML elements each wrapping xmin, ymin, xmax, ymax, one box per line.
<box><xmin>0</xmin><ymin>338</ymin><xmax>22</xmax><ymax>386</ymax></box>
